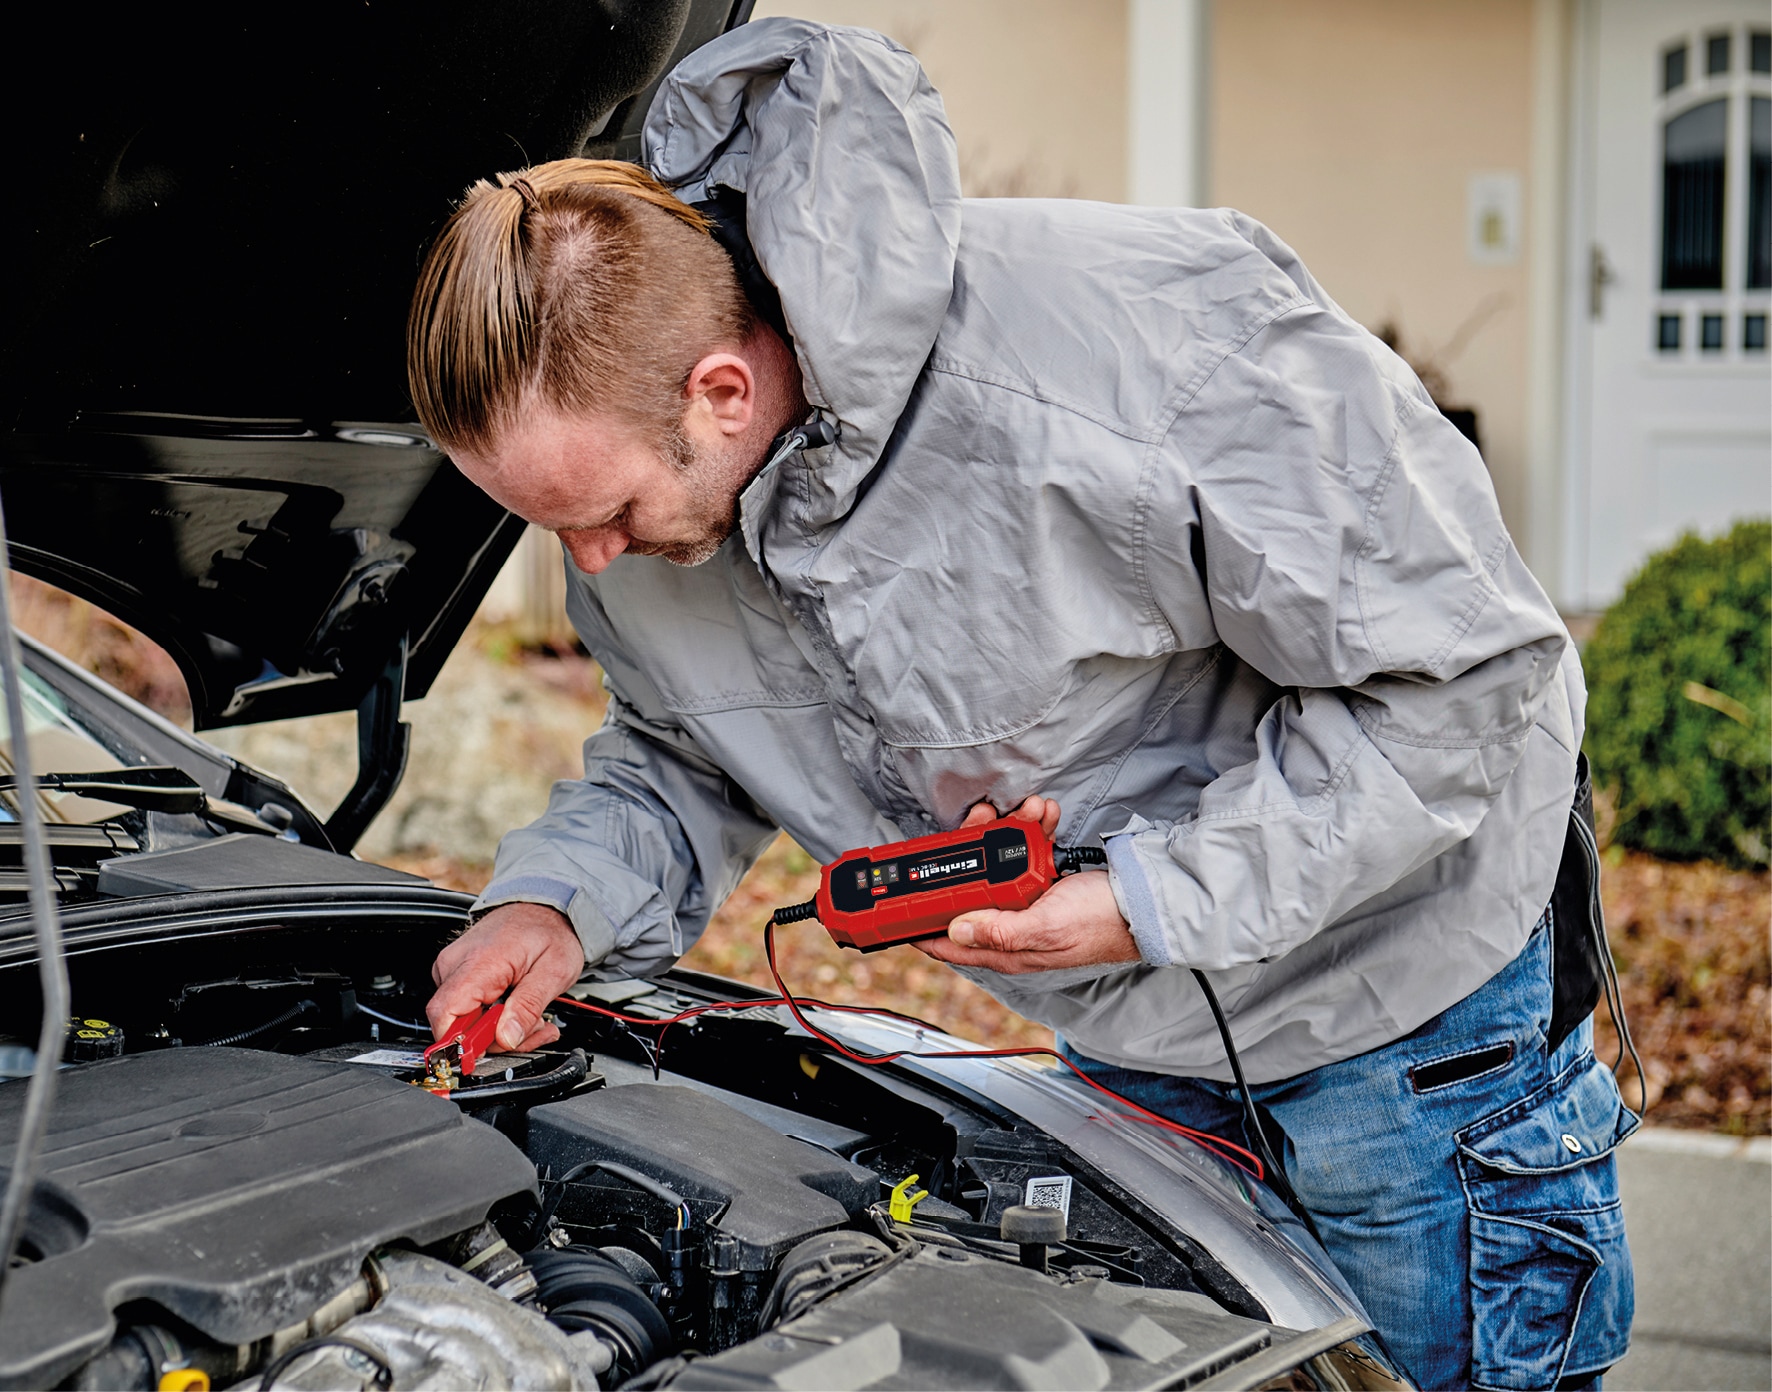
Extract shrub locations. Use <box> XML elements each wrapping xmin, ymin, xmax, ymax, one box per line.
<box><xmin>1583</xmin><ymin>520</ymin><xmax>1770</xmax><ymax>868</ymax></box>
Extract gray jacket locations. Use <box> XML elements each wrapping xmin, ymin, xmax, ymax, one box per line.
<box><xmin>473</xmin><ymin>19</ymin><xmax>1583</xmax><ymax>1083</ymax></box>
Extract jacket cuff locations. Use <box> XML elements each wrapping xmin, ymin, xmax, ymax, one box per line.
<box><xmin>473</xmin><ymin>874</ymin><xmax>617</xmax><ymax>967</ymax></box>
<box><xmin>1104</xmin><ymin>831</ymin><xmax>1178</xmax><ymax>967</ymax></box>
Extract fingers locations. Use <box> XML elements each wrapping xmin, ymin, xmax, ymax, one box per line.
<box><xmin>965</xmin><ymin>795</ymin><xmax>1062</xmax><ymax>840</ymax></box>
<box><xmin>946</xmin><ymin>907</ymin><xmax>1067</xmax><ymax>954</ymax></box>
<box><xmin>515</xmin><ymin>1020</ymin><xmax>562</xmax><ymax>1051</ymax></box>
<box><xmin>426</xmin><ymin>964</ymin><xmax>509</xmax><ymax>1038</ymax></box>
<box><xmin>513</xmin><ymin>1013</ymin><xmax>559</xmax><ymax>1048</ymax></box>
<box><xmin>425</xmin><ymin>903</ymin><xmax>584</xmax><ymax>1048</ymax></box>
<box><xmin>499</xmin><ymin>947</ymin><xmax>576</xmax><ymax>1050</ymax></box>
<box><xmin>914</xmin><ymin>933</ymin><xmax>1053</xmax><ymax>975</ymax></box>
<box><xmin>918</xmin><ymin>870</ymin><xmax>1135</xmax><ymax>976</ymax></box>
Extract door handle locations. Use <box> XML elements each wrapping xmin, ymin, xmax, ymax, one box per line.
<box><xmin>1590</xmin><ymin>244</ymin><xmax>1616</xmax><ymax>319</ymax></box>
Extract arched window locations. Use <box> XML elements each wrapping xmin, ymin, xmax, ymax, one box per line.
<box><xmin>1661</xmin><ymin>99</ymin><xmax>1727</xmax><ymax>289</ymax></box>
<box><xmin>1653</xmin><ymin>27</ymin><xmax>1772</xmax><ymax>354</ymax></box>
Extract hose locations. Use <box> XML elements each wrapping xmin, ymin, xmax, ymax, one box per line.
<box><xmin>356</xmin><ymin>1002</ymin><xmax>427</xmax><ymax>1034</ymax></box>
<box><xmin>203</xmin><ymin>1000</ymin><xmax>316</xmax><ymax>1048</ymax></box>
<box><xmin>0</xmin><ymin>509</ymin><xmax>71</xmax><ymax>1308</ymax></box>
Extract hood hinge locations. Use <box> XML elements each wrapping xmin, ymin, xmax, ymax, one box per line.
<box><xmin>323</xmin><ymin>639</ymin><xmax>410</xmax><ymax>852</ymax></box>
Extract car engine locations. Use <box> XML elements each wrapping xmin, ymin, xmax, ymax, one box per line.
<box><xmin>0</xmin><ymin>936</ymin><xmax>1389</xmax><ymax>1391</ymax></box>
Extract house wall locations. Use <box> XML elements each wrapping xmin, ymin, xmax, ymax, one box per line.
<box><xmin>749</xmin><ymin>1</ymin><xmax>1130</xmax><ymax>201</ymax></box>
<box><xmin>1209</xmin><ymin>0</ymin><xmax>1539</xmax><ymax>540</ymax></box>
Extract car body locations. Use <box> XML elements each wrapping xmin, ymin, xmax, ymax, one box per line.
<box><xmin>0</xmin><ymin>5</ymin><xmax>1406</xmax><ymax>1388</ymax></box>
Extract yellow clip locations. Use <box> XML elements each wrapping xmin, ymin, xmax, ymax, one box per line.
<box><xmin>889</xmin><ymin>1173</ymin><xmax>929</xmax><ymax>1223</ymax></box>
<box><xmin>159</xmin><ymin>1370</ymin><xmax>209</xmax><ymax>1392</ymax></box>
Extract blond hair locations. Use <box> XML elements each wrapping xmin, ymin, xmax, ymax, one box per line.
<box><xmin>407</xmin><ymin>159</ymin><xmax>753</xmax><ymax>457</ymax></box>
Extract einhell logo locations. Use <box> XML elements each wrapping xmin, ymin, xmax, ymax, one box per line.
<box><xmin>916</xmin><ymin>854</ymin><xmax>981</xmax><ymax>879</ymax></box>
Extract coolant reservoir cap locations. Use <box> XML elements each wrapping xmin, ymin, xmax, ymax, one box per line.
<box><xmin>64</xmin><ymin>1017</ymin><xmax>124</xmax><ymax>1063</ymax></box>
<box><xmin>1000</xmin><ymin>1203</ymin><xmax>1067</xmax><ymax>1245</ymax></box>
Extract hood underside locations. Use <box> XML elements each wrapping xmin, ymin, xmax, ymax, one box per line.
<box><xmin>0</xmin><ymin>0</ymin><xmax>751</xmax><ymax>728</ymax></box>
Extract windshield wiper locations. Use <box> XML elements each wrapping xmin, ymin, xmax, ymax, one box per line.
<box><xmin>0</xmin><ymin>765</ymin><xmax>207</xmax><ymax>814</ymax></box>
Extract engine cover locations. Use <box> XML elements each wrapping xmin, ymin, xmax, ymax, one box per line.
<box><xmin>527</xmin><ymin>1083</ymin><xmax>877</xmax><ymax>1271</ymax></box>
<box><xmin>0</xmin><ymin>1048</ymin><xmax>537</xmax><ymax>1389</ymax></box>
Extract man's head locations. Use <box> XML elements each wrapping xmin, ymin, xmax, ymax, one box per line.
<box><xmin>407</xmin><ymin>160</ymin><xmax>805</xmax><ymax>572</ymax></box>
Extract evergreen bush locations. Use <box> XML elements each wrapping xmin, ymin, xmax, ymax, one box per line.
<box><xmin>1583</xmin><ymin>519</ymin><xmax>1770</xmax><ymax>868</ymax></box>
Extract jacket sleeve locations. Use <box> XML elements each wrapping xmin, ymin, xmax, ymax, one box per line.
<box><xmin>1104</xmin><ymin>296</ymin><xmax>1570</xmax><ymax>972</ymax></box>
<box><xmin>471</xmin><ymin>598</ymin><xmax>779</xmax><ymax>982</ymax></box>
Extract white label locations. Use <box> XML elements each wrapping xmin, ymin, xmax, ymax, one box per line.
<box><xmin>1024</xmin><ymin>1174</ymin><xmax>1073</xmax><ymax>1219</ymax></box>
<box><xmin>346</xmin><ymin>1049</ymin><xmax>428</xmax><ymax>1068</ymax></box>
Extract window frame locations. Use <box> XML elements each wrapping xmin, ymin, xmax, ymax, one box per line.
<box><xmin>1653</xmin><ymin>22</ymin><xmax>1772</xmax><ymax>359</ymax></box>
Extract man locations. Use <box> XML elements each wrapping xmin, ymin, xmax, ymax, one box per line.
<box><xmin>411</xmin><ymin>20</ymin><xmax>1633</xmax><ymax>1388</ymax></box>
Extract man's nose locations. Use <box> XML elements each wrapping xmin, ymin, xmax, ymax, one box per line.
<box><xmin>558</xmin><ymin>527</ymin><xmax>629</xmax><ymax>574</ymax></box>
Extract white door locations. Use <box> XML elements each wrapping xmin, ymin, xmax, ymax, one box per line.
<box><xmin>1570</xmin><ymin>0</ymin><xmax>1771</xmax><ymax>610</ymax></box>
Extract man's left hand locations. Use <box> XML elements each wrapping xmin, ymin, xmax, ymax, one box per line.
<box><xmin>913</xmin><ymin>797</ymin><xmax>1140</xmax><ymax>975</ymax></box>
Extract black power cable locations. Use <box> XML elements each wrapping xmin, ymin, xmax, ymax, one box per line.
<box><xmin>1571</xmin><ymin>812</ymin><xmax>1647</xmax><ymax>1113</ymax></box>
<box><xmin>1188</xmin><ymin>970</ymin><xmax>1325</xmax><ymax>1246</ymax></box>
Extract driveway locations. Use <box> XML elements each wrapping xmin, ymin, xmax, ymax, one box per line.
<box><xmin>1610</xmin><ymin>1128</ymin><xmax>1771</xmax><ymax>1391</ymax></box>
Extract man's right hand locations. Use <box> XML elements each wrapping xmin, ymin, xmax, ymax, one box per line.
<box><xmin>427</xmin><ymin>902</ymin><xmax>585</xmax><ymax>1053</ymax></box>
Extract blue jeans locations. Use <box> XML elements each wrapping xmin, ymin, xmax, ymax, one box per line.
<box><xmin>1064</xmin><ymin>915</ymin><xmax>1637</xmax><ymax>1391</ymax></box>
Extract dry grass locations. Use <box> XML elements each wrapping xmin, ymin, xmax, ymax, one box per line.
<box><xmin>1596</xmin><ymin>849</ymin><xmax>1769</xmax><ymax>1134</ymax></box>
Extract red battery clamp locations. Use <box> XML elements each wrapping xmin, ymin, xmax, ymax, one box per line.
<box><xmin>798</xmin><ymin>816</ymin><xmax>1099</xmax><ymax>952</ymax></box>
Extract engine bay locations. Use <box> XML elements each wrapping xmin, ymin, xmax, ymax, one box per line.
<box><xmin>0</xmin><ymin>913</ymin><xmax>1389</xmax><ymax>1390</ymax></box>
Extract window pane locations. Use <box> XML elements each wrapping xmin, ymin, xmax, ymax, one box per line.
<box><xmin>1665</xmin><ymin>43</ymin><xmax>1688</xmax><ymax>92</ymax></box>
<box><xmin>1701</xmin><ymin>313</ymin><xmax>1725</xmax><ymax>349</ymax></box>
<box><xmin>1745</xmin><ymin>314</ymin><xmax>1767</xmax><ymax>350</ymax></box>
<box><xmin>1708</xmin><ymin>33</ymin><xmax>1731</xmax><ymax>75</ymax></box>
<box><xmin>1752</xmin><ymin>31</ymin><xmax>1771</xmax><ymax>74</ymax></box>
<box><xmin>1751</xmin><ymin>98</ymin><xmax>1771</xmax><ymax>289</ymax></box>
<box><xmin>1662</xmin><ymin>99</ymin><xmax>1728</xmax><ymax>289</ymax></box>
<box><xmin>1658</xmin><ymin>313</ymin><xmax>1682</xmax><ymax>351</ymax></box>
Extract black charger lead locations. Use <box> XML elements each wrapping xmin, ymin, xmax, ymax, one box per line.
<box><xmin>1187</xmin><ymin>969</ymin><xmax>1325</xmax><ymax>1245</ymax></box>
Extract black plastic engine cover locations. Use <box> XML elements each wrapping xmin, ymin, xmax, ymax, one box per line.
<box><xmin>672</xmin><ymin>1247</ymin><xmax>1286</xmax><ymax>1390</ymax></box>
<box><xmin>0</xmin><ymin>1048</ymin><xmax>537</xmax><ymax>1388</ymax></box>
<box><xmin>527</xmin><ymin>1084</ymin><xmax>877</xmax><ymax>1270</ymax></box>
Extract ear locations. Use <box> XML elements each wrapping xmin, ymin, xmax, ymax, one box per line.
<box><xmin>683</xmin><ymin>352</ymin><xmax>756</xmax><ymax>437</ymax></box>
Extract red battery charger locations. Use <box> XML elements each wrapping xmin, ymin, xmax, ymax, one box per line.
<box><xmin>805</xmin><ymin>816</ymin><xmax>1078</xmax><ymax>952</ymax></box>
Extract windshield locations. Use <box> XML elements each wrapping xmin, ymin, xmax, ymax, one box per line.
<box><xmin>0</xmin><ymin>665</ymin><xmax>134</xmax><ymax>825</ymax></box>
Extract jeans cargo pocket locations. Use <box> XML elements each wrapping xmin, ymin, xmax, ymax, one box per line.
<box><xmin>1456</xmin><ymin>1052</ymin><xmax>1638</xmax><ymax>1390</ymax></box>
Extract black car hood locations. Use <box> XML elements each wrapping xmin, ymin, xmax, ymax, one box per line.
<box><xmin>0</xmin><ymin>0</ymin><xmax>751</xmax><ymax>729</ymax></box>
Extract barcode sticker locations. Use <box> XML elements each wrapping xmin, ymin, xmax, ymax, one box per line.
<box><xmin>1023</xmin><ymin>1174</ymin><xmax>1073</xmax><ymax>1219</ymax></box>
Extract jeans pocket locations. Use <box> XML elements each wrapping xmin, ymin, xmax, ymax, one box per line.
<box><xmin>1456</xmin><ymin>1052</ymin><xmax>1638</xmax><ymax>1390</ymax></box>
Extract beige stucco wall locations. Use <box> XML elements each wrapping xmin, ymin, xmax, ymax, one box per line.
<box><xmin>1210</xmin><ymin>0</ymin><xmax>1539</xmax><ymax>537</ymax></box>
<box><xmin>749</xmin><ymin>2</ymin><xmax>1129</xmax><ymax>201</ymax></box>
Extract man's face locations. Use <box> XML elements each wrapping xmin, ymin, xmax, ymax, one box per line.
<box><xmin>450</xmin><ymin>406</ymin><xmax>748</xmax><ymax>574</ymax></box>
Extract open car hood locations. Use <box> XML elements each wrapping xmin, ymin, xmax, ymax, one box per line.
<box><xmin>0</xmin><ymin>0</ymin><xmax>752</xmax><ymax>732</ymax></box>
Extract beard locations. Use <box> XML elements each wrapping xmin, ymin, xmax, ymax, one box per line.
<box><xmin>631</xmin><ymin>425</ymin><xmax>747</xmax><ymax>567</ymax></box>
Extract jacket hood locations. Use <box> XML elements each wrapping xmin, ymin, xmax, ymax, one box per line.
<box><xmin>643</xmin><ymin>19</ymin><xmax>964</xmax><ymax>527</ymax></box>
